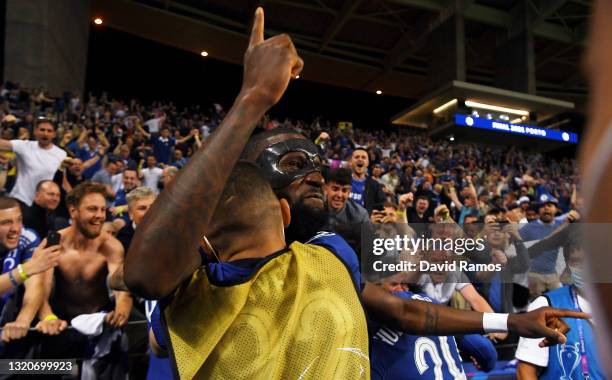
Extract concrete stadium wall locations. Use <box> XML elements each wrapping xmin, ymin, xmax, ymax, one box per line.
<box><xmin>4</xmin><ymin>0</ymin><xmax>91</xmax><ymax>96</ymax></box>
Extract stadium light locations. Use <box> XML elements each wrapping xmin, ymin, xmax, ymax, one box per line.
<box><xmin>449</xmin><ymin>136</ymin><xmax>455</xmax><ymax>142</ymax></box>
<box><xmin>465</xmin><ymin>100</ymin><xmax>529</xmax><ymax>116</ymax></box>
<box><xmin>200</xmin><ymin>51</ymin><xmax>209</xmax><ymax>57</ymax></box>
<box><xmin>94</xmin><ymin>17</ymin><xmax>103</xmax><ymax>25</ymax></box>
<box><xmin>376</xmin><ymin>90</ymin><xmax>382</xmax><ymax>95</ymax></box>
<box><xmin>433</xmin><ymin>99</ymin><xmax>457</xmax><ymax>114</ymax></box>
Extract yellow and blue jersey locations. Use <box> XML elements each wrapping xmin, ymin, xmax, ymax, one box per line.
<box><xmin>161</xmin><ymin>238</ymin><xmax>369</xmax><ymax>379</ymax></box>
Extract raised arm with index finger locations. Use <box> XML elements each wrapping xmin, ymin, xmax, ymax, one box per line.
<box><xmin>125</xmin><ymin>7</ymin><xmax>303</xmax><ymax>299</ymax></box>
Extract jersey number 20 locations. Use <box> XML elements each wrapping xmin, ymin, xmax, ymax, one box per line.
<box><xmin>414</xmin><ymin>336</ymin><xmax>465</xmax><ymax>380</ymax></box>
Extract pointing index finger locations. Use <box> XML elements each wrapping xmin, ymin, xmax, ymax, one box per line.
<box><xmin>249</xmin><ymin>7</ymin><xmax>264</xmax><ymax>48</ymax></box>
<box><xmin>551</xmin><ymin>309</ymin><xmax>591</xmax><ymax>320</ymax></box>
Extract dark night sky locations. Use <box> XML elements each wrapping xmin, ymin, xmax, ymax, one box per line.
<box><xmin>83</xmin><ymin>25</ymin><xmax>579</xmax><ymax>158</ymax></box>
<box><xmin>85</xmin><ymin>25</ymin><xmax>412</xmax><ymax>130</ymax></box>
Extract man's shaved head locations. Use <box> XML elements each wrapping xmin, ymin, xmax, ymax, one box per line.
<box><xmin>241</xmin><ymin>127</ymin><xmax>306</xmax><ymax>162</ymax></box>
<box><xmin>206</xmin><ymin>161</ymin><xmax>286</xmax><ymax>255</ymax></box>
<box><xmin>211</xmin><ymin>161</ymin><xmax>279</xmax><ymax>222</ymax></box>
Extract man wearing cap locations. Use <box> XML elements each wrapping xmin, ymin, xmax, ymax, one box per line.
<box><xmin>515</xmin><ymin>196</ymin><xmax>531</xmax><ymax>223</ymax></box>
<box><xmin>519</xmin><ymin>195</ymin><xmax>565</xmax><ymax>299</ymax></box>
<box><xmin>519</xmin><ymin>196</ymin><xmax>531</xmax><ymax>208</ymax></box>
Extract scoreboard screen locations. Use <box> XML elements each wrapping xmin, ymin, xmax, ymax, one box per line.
<box><xmin>454</xmin><ymin>114</ymin><xmax>578</xmax><ymax>144</ymax></box>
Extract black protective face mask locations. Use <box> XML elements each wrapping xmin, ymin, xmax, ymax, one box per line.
<box><xmin>255</xmin><ymin>138</ymin><xmax>322</xmax><ymax>189</ymax></box>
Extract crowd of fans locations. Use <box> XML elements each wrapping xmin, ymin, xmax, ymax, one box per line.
<box><xmin>0</xmin><ymin>81</ymin><xmax>586</xmax><ymax>378</ymax></box>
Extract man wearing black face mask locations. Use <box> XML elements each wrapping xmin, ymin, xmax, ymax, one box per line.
<box><xmin>125</xmin><ymin>8</ymin><xmax>589</xmax><ymax>372</ymax></box>
<box><xmin>240</xmin><ymin>129</ymin><xmax>329</xmax><ymax>245</ymax></box>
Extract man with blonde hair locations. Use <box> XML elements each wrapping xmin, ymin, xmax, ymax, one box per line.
<box><xmin>116</xmin><ymin>187</ymin><xmax>157</xmax><ymax>253</ymax></box>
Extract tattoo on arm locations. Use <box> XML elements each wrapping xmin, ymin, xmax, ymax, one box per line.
<box><xmin>423</xmin><ymin>304</ymin><xmax>440</xmax><ymax>334</ymax></box>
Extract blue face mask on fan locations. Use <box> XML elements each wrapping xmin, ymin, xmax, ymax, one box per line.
<box><xmin>569</xmin><ymin>265</ymin><xmax>584</xmax><ymax>289</ymax></box>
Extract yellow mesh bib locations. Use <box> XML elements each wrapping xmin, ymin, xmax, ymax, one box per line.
<box><xmin>164</xmin><ymin>241</ymin><xmax>370</xmax><ymax>379</ymax></box>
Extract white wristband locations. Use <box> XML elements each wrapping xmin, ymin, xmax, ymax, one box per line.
<box><xmin>482</xmin><ymin>313</ymin><xmax>508</xmax><ymax>333</ymax></box>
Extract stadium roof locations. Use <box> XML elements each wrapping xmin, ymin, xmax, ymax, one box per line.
<box><xmin>92</xmin><ymin>0</ymin><xmax>591</xmax><ymax>104</ymax></box>
<box><xmin>392</xmin><ymin>80</ymin><xmax>575</xmax><ymax>127</ymax></box>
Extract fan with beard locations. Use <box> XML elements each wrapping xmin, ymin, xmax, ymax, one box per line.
<box><xmin>75</xmin><ymin>217</ymin><xmax>103</xmax><ymax>239</ymax></box>
<box><xmin>284</xmin><ymin>198</ymin><xmax>328</xmax><ymax>244</ymax></box>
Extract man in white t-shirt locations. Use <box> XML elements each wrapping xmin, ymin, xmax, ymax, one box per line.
<box><xmin>144</xmin><ymin>114</ymin><xmax>165</xmax><ymax>134</ymax></box>
<box><xmin>140</xmin><ymin>155</ymin><xmax>163</xmax><ymax>194</ymax></box>
<box><xmin>111</xmin><ymin>172</ymin><xmax>123</xmax><ymax>194</ymax></box>
<box><xmin>418</xmin><ymin>269</ymin><xmax>471</xmax><ymax>304</ymax></box>
<box><xmin>0</xmin><ymin>119</ymin><xmax>66</xmax><ymax>205</ymax></box>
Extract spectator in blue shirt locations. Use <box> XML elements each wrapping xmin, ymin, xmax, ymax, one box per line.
<box><xmin>446</xmin><ymin>175</ymin><xmax>480</xmax><ymax>226</ymax></box>
<box><xmin>110</xmin><ymin>169</ymin><xmax>140</xmax><ymax>227</ymax></box>
<box><xmin>171</xmin><ymin>149</ymin><xmax>188</xmax><ymax>169</ymax></box>
<box><xmin>91</xmin><ymin>155</ymin><xmax>124</xmax><ymax>199</ymax></box>
<box><xmin>520</xmin><ymin>196</ymin><xmax>565</xmax><ymax>299</ymax></box>
<box><xmin>137</xmin><ymin>125</ymin><xmax>195</xmax><ymax>165</ymax></box>
<box><xmin>76</xmin><ymin>129</ymin><xmax>110</xmax><ymax>179</ymax></box>
<box><xmin>348</xmin><ymin>148</ymin><xmax>386</xmax><ymax>214</ymax></box>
